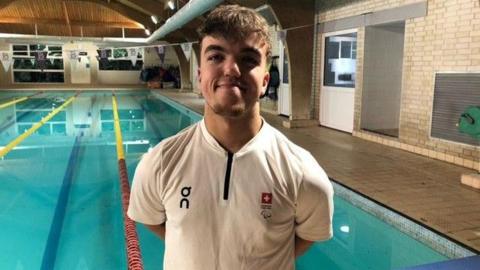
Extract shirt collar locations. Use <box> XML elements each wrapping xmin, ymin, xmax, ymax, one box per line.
<box><xmin>199</xmin><ymin>118</ymin><xmax>270</xmax><ymax>156</ymax></box>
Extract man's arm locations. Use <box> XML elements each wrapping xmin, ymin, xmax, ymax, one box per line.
<box><xmin>145</xmin><ymin>223</ymin><xmax>166</xmax><ymax>240</ymax></box>
<box><xmin>295</xmin><ymin>236</ymin><xmax>314</xmax><ymax>257</ymax></box>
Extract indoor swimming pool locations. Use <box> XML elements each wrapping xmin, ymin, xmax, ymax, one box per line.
<box><xmin>0</xmin><ymin>90</ymin><xmax>449</xmax><ymax>269</ymax></box>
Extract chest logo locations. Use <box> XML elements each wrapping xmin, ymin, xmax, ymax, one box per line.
<box><xmin>260</xmin><ymin>192</ymin><xmax>272</xmax><ymax>220</ymax></box>
<box><xmin>180</xmin><ymin>186</ymin><xmax>192</xmax><ymax>209</ymax></box>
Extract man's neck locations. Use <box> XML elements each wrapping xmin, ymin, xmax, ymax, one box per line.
<box><xmin>203</xmin><ymin>107</ymin><xmax>263</xmax><ymax>153</ymax></box>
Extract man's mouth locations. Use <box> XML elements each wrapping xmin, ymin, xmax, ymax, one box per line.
<box><xmin>215</xmin><ymin>82</ymin><xmax>245</xmax><ymax>91</ymax></box>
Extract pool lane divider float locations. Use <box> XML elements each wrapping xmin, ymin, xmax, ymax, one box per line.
<box><xmin>40</xmin><ymin>135</ymin><xmax>82</xmax><ymax>270</ymax></box>
<box><xmin>112</xmin><ymin>93</ymin><xmax>144</xmax><ymax>270</ymax></box>
<box><xmin>0</xmin><ymin>91</ymin><xmax>44</xmax><ymax>110</ymax></box>
<box><xmin>0</xmin><ymin>93</ymin><xmax>78</xmax><ymax>158</ymax></box>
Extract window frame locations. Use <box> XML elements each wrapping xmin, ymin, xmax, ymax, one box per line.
<box><xmin>11</xmin><ymin>43</ymin><xmax>65</xmax><ymax>84</ymax></box>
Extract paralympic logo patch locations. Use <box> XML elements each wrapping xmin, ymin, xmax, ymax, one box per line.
<box><xmin>260</xmin><ymin>192</ymin><xmax>272</xmax><ymax>220</ymax></box>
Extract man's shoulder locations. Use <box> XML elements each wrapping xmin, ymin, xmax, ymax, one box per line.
<box><xmin>264</xmin><ymin>123</ymin><xmax>311</xmax><ymax>159</ymax></box>
<box><xmin>148</xmin><ymin>122</ymin><xmax>200</xmax><ymax>157</ymax></box>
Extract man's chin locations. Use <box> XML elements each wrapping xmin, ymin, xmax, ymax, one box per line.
<box><xmin>211</xmin><ymin>104</ymin><xmax>246</xmax><ymax>118</ymax></box>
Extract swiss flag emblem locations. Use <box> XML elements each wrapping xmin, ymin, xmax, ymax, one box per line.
<box><xmin>261</xmin><ymin>192</ymin><xmax>272</xmax><ymax>204</ymax></box>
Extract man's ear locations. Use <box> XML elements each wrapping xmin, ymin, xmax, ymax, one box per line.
<box><xmin>197</xmin><ymin>68</ymin><xmax>201</xmax><ymax>83</ymax></box>
<box><xmin>260</xmin><ymin>72</ymin><xmax>270</xmax><ymax>98</ymax></box>
<box><xmin>263</xmin><ymin>72</ymin><xmax>270</xmax><ymax>88</ymax></box>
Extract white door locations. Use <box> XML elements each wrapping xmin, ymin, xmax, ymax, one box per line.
<box><xmin>71</xmin><ymin>55</ymin><xmax>91</xmax><ymax>84</ymax></box>
<box><xmin>278</xmin><ymin>41</ymin><xmax>290</xmax><ymax>117</ymax></box>
<box><xmin>320</xmin><ymin>29</ymin><xmax>357</xmax><ymax>133</ymax></box>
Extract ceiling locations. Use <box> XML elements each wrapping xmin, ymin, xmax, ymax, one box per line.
<box><xmin>0</xmin><ymin>0</ymin><xmax>195</xmax><ymax>40</ymax></box>
<box><xmin>0</xmin><ymin>0</ymin><xmax>319</xmax><ymax>44</ymax></box>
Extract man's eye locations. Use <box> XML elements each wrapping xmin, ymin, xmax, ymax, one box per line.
<box><xmin>242</xmin><ymin>56</ymin><xmax>259</xmax><ymax>67</ymax></box>
<box><xmin>207</xmin><ymin>54</ymin><xmax>224</xmax><ymax>62</ymax></box>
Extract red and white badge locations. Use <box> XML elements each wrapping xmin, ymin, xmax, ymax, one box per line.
<box><xmin>261</xmin><ymin>192</ymin><xmax>272</xmax><ymax>204</ymax></box>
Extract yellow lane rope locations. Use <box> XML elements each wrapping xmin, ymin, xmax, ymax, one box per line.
<box><xmin>0</xmin><ymin>93</ymin><xmax>78</xmax><ymax>158</ymax></box>
<box><xmin>0</xmin><ymin>91</ymin><xmax>44</xmax><ymax>110</ymax></box>
<box><xmin>112</xmin><ymin>93</ymin><xmax>125</xmax><ymax>160</ymax></box>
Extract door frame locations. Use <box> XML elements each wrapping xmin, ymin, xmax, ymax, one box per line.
<box><xmin>319</xmin><ymin>28</ymin><xmax>358</xmax><ymax>133</ymax></box>
<box><xmin>277</xmin><ymin>39</ymin><xmax>290</xmax><ymax>117</ymax></box>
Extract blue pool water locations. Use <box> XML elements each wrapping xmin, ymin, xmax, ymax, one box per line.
<box><xmin>0</xmin><ymin>91</ymin><xmax>447</xmax><ymax>269</ymax></box>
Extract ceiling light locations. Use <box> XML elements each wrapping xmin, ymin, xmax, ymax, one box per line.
<box><xmin>145</xmin><ymin>29</ymin><xmax>151</xmax><ymax>36</ymax></box>
<box><xmin>167</xmin><ymin>0</ymin><xmax>175</xmax><ymax>10</ymax></box>
<box><xmin>151</xmin><ymin>15</ymin><xmax>158</xmax><ymax>25</ymax></box>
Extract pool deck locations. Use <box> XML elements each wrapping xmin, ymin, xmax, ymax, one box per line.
<box><xmin>156</xmin><ymin>89</ymin><xmax>480</xmax><ymax>254</ymax></box>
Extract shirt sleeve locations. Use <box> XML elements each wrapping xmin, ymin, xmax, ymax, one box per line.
<box><xmin>127</xmin><ymin>150</ymin><xmax>166</xmax><ymax>225</ymax></box>
<box><xmin>295</xmin><ymin>152</ymin><xmax>334</xmax><ymax>241</ymax></box>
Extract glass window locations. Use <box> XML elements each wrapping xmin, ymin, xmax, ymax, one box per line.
<box><xmin>323</xmin><ymin>32</ymin><xmax>357</xmax><ymax>88</ymax></box>
<box><xmin>282</xmin><ymin>50</ymin><xmax>289</xmax><ymax>84</ymax></box>
<box><xmin>99</xmin><ymin>60</ymin><xmax>143</xmax><ymax>71</ymax></box>
<box><xmin>12</xmin><ymin>44</ymin><xmax>65</xmax><ymax>83</ymax></box>
<box><xmin>12</xmin><ymin>45</ymin><xmax>28</xmax><ymax>56</ymax></box>
<box><xmin>99</xmin><ymin>49</ymin><xmax>143</xmax><ymax>70</ymax></box>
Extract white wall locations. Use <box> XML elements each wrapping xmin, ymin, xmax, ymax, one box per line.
<box><xmin>0</xmin><ymin>40</ymin><xmax>182</xmax><ymax>88</ymax></box>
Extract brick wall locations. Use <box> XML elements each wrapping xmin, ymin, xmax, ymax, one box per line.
<box><xmin>314</xmin><ymin>0</ymin><xmax>480</xmax><ymax>170</ymax></box>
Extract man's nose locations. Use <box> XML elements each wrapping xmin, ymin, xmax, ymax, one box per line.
<box><xmin>223</xmin><ymin>57</ymin><xmax>241</xmax><ymax>77</ymax></box>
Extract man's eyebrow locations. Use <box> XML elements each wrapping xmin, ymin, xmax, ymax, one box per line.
<box><xmin>204</xmin><ymin>45</ymin><xmax>225</xmax><ymax>54</ymax></box>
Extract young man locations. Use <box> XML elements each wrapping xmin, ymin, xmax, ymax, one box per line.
<box><xmin>128</xmin><ymin>5</ymin><xmax>333</xmax><ymax>270</ymax></box>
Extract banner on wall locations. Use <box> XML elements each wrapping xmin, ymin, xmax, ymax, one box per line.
<box><xmin>129</xmin><ymin>48</ymin><xmax>139</xmax><ymax>66</ymax></box>
<box><xmin>181</xmin><ymin>43</ymin><xmax>192</xmax><ymax>61</ymax></box>
<box><xmin>35</xmin><ymin>51</ymin><xmax>48</xmax><ymax>71</ymax></box>
<box><xmin>96</xmin><ymin>49</ymin><xmax>108</xmax><ymax>66</ymax></box>
<box><xmin>155</xmin><ymin>46</ymin><xmax>165</xmax><ymax>65</ymax></box>
<box><xmin>1</xmin><ymin>52</ymin><xmax>12</xmax><ymax>72</ymax></box>
<box><xmin>70</xmin><ymin>50</ymin><xmax>78</xmax><ymax>60</ymax></box>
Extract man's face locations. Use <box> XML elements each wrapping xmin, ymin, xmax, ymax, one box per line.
<box><xmin>198</xmin><ymin>34</ymin><xmax>270</xmax><ymax>118</ymax></box>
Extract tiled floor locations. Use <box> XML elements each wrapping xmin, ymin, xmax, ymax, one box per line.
<box><xmin>156</xmin><ymin>89</ymin><xmax>480</xmax><ymax>254</ymax></box>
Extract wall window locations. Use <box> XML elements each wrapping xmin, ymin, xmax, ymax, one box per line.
<box><xmin>12</xmin><ymin>44</ymin><xmax>65</xmax><ymax>83</ymax></box>
<box><xmin>98</xmin><ymin>48</ymin><xmax>143</xmax><ymax>71</ymax></box>
<box><xmin>100</xmin><ymin>109</ymin><xmax>145</xmax><ymax>132</ymax></box>
<box><xmin>324</xmin><ymin>33</ymin><xmax>357</xmax><ymax>88</ymax></box>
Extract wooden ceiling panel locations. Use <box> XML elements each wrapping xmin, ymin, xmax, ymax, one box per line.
<box><xmin>38</xmin><ymin>23</ymin><xmax>70</xmax><ymax>36</ymax></box>
<box><xmin>0</xmin><ymin>0</ymin><xmax>207</xmax><ymax>42</ymax></box>
<box><xmin>0</xmin><ymin>23</ymin><xmax>35</xmax><ymax>35</ymax></box>
<box><xmin>124</xmin><ymin>28</ymin><xmax>147</xmax><ymax>38</ymax></box>
<box><xmin>80</xmin><ymin>26</ymin><xmax>123</xmax><ymax>38</ymax></box>
<box><xmin>66</xmin><ymin>1</ymin><xmax>132</xmax><ymax>23</ymax></box>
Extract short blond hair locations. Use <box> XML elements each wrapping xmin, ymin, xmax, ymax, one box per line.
<box><xmin>198</xmin><ymin>5</ymin><xmax>272</xmax><ymax>61</ymax></box>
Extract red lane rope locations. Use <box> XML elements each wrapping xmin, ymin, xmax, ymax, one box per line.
<box><xmin>118</xmin><ymin>159</ymin><xmax>144</xmax><ymax>270</ymax></box>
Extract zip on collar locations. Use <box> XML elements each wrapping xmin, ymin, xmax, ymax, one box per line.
<box><xmin>223</xmin><ymin>152</ymin><xmax>234</xmax><ymax>200</ymax></box>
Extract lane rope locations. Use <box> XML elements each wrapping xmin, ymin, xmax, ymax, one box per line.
<box><xmin>112</xmin><ymin>92</ymin><xmax>144</xmax><ymax>270</ymax></box>
<box><xmin>0</xmin><ymin>91</ymin><xmax>44</xmax><ymax>110</ymax></box>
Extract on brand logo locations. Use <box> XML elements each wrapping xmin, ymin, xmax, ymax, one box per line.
<box><xmin>180</xmin><ymin>186</ymin><xmax>192</xmax><ymax>209</ymax></box>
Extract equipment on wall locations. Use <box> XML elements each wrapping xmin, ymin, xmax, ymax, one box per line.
<box><xmin>458</xmin><ymin>106</ymin><xmax>480</xmax><ymax>139</ymax></box>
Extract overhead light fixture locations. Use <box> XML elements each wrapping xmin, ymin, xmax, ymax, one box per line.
<box><xmin>151</xmin><ymin>15</ymin><xmax>158</xmax><ymax>25</ymax></box>
<box><xmin>145</xmin><ymin>29</ymin><xmax>151</xmax><ymax>36</ymax></box>
<box><xmin>167</xmin><ymin>0</ymin><xmax>175</xmax><ymax>10</ymax></box>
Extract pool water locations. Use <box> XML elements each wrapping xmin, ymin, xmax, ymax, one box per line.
<box><xmin>0</xmin><ymin>91</ymin><xmax>447</xmax><ymax>269</ymax></box>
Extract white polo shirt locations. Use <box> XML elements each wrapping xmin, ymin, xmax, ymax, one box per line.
<box><xmin>128</xmin><ymin>119</ymin><xmax>333</xmax><ymax>270</ymax></box>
